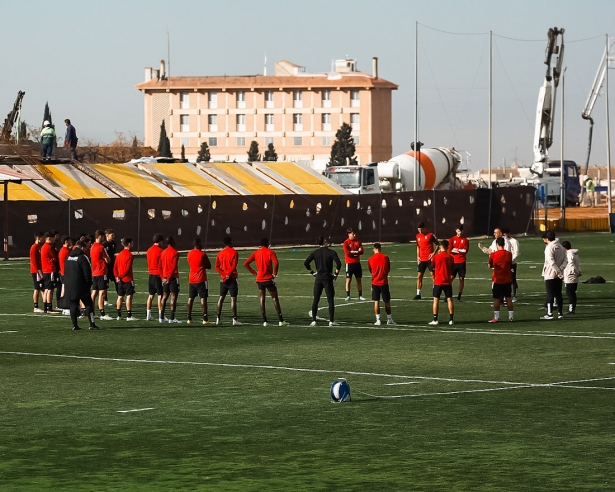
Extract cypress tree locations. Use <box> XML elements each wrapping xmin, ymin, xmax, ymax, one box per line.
<box><xmin>263</xmin><ymin>142</ymin><xmax>278</xmax><ymax>162</ymax></box>
<box><xmin>158</xmin><ymin>120</ymin><xmax>172</xmax><ymax>158</ymax></box>
<box><xmin>197</xmin><ymin>142</ymin><xmax>211</xmax><ymax>162</ymax></box>
<box><xmin>247</xmin><ymin>140</ymin><xmax>260</xmax><ymax>161</ymax></box>
<box><xmin>328</xmin><ymin>122</ymin><xmax>357</xmax><ymax>167</ymax></box>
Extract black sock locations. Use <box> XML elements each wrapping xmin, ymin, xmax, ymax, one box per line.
<box><xmin>100</xmin><ymin>309</ymin><xmax>106</xmax><ymax>317</ymax></box>
<box><xmin>117</xmin><ymin>309</ymin><xmax>121</xmax><ymax>318</ymax></box>
<box><xmin>127</xmin><ymin>310</ymin><xmax>132</xmax><ymax>318</ymax></box>
<box><xmin>278</xmin><ymin>312</ymin><xmax>284</xmax><ymax>322</ymax></box>
<box><xmin>359</xmin><ymin>290</ymin><xmax>362</xmax><ymax>297</ymax></box>
<box><xmin>450</xmin><ymin>314</ymin><xmax>454</xmax><ymax>321</ymax></box>
<box><xmin>171</xmin><ymin>309</ymin><xmax>175</xmax><ymax>320</ymax></box>
<box><xmin>262</xmin><ymin>313</ymin><xmax>268</xmax><ymax>322</ymax></box>
<box><xmin>34</xmin><ymin>302</ymin><xmax>39</xmax><ymax>309</ymax></box>
<box><xmin>203</xmin><ymin>313</ymin><xmax>208</xmax><ymax>321</ymax></box>
<box><xmin>346</xmin><ymin>290</ymin><xmax>350</xmax><ymax>297</ymax></box>
<box><xmin>433</xmin><ymin>314</ymin><xmax>438</xmax><ymax>321</ymax></box>
<box><xmin>457</xmin><ymin>292</ymin><xmax>462</xmax><ymax>300</ymax></box>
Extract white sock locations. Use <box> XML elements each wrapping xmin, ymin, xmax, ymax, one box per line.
<box><xmin>375</xmin><ymin>314</ymin><xmax>380</xmax><ymax>321</ymax></box>
<box><xmin>146</xmin><ymin>309</ymin><xmax>151</xmax><ymax>317</ymax></box>
<box><xmin>494</xmin><ymin>310</ymin><xmax>500</xmax><ymax>320</ymax></box>
<box><xmin>417</xmin><ymin>289</ymin><xmax>421</xmax><ymax>295</ymax></box>
<box><xmin>387</xmin><ymin>314</ymin><xmax>392</xmax><ymax>320</ymax></box>
<box><xmin>509</xmin><ymin>311</ymin><xmax>514</xmax><ymax>319</ymax></box>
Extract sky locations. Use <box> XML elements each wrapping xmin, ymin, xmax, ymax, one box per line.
<box><xmin>2</xmin><ymin>0</ymin><xmax>615</xmax><ymax>171</ymax></box>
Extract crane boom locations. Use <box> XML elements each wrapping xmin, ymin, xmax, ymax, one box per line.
<box><xmin>530</xmin><ymin>27</ymin><xmax>565</xmax><ymax>177</ymax></box>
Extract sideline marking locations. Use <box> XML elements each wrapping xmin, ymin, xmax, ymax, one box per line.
<box><xmin>384</xmin><ymin>381</ymin><xmax>420</xmax><ymax>386</ymax></box>
<box><xmin>117</xmin><ymin>408</ymin><xmax>154</xmax><ymax>413</ymax></box>
<box><xmin>0</xmin><ymin>330</ymin><xmax>17</xmax><ymax>334</ymax></box>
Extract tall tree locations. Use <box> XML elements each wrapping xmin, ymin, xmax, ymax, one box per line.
<box><xmin>263</xmin><ymin>142</ymin><xmax>278</xmax><ymax>162</ymax></box>
<box><xmin>196</xmin><ymin>142</ymin><xmax>211</xmax><ymax>162</ymax></box>
<box><xmin>247</xmin><ymin>140</ymin><xmax>260</xmax><ymax>161</ymax></box>
<box><xmin>181</xmin><ymin>144</ymin><xmax>186</xmax><ymax>162</ymax></box>
<box><xmin>130</xmin><ymin>136</ymin><xmax>141</xmax><ymax>159</ymax></box>
<box><xmin>42</xmin><ymin>101</ymin><xmax>53</xmax><ymax>127</ymax></box>
<box><xmin>157</xmin><ymin>120</ymin><xmax>172</xmax><ymax>158</ymax></box>
<box><xmin>328</xmin><ymin>122</ymin><xmax>357</xmax><ymax>166</ymax></box>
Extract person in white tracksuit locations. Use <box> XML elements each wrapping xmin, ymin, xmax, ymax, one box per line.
<box><xmin>561</xmin><ymin>240</ymin><xmax>581</xmax><ymax>314</ymax></box>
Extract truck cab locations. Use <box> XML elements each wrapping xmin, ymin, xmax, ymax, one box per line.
<box><xmin>324</xmin><ymin>165</ymin><xmax>379</xmax><ymax>194</ymax></box>
<box><xmin>537</xmin><ymin>160</ymin><xmax>581</xmax><ymax>207</ymax></box>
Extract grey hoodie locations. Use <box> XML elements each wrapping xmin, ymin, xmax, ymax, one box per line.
<box><xmin>563</xmin><ymin>249</ymin><xmax>581</xmax><ymax>284</ymax></box>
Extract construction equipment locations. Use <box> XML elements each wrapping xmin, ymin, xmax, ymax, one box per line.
<box><xmin>1</xmin><ymin>91</ymin><xmax>25</xmax><ymax>143</ymax></box>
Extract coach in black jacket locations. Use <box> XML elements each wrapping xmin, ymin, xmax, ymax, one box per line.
<box><xmin>64</xmin><ymin>241</ymin><xmax>100</xmax><ymax>331</ymax></box>
<box><xmin>304</xmin><ymin>236</ymin><xmax>341</xmax><ymax>326</ymax></box>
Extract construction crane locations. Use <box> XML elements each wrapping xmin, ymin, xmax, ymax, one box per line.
<box><xmin>1</xmin><ymin>91</ymin><xmax>25</xmax><ymax>143</ymax></box>
<box><xmin>581</xmin><ymin>37</ymin><xmax>615</xmax><ymax>177</ymax></box>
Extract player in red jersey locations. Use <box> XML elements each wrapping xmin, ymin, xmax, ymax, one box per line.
<box><xmin>186</xmin><ymin>237</ymin><xmax>212</xmax><ymax>325</ymax></box>
<box><xmin>367</xmin><ymin>243</ymin><xmax>395</xmax><ymax>326</ymax></box>
<box><xmin>487</xmin><ymin>237</ymin><xmax>514</xmax><ymax>322</ymax></box>
<box><xmin>160</xmin><ymin>235</ymin><xmax>181</xmax><ymax>323</ymax></box>
<box><xmin>113</xmin><ymin>237</ymin><xmax>137</xmax><ymax>321</ymax></box>
<box><xmin>215</xmin><ymin>236</ymin><xmax>241</xmax><ymax>326</ymax></box>
<box><xmin>146</xmin><ymin>233</ymin><xmax>164</xmax><ymax>321</ymax></box>
<box><xmin>57</xmin><ymin>235</ymin><xmax>74</xmax><ymax>315</ymax></box>
<box><xmin>448</xmin><ymin>225</ymin><xmax>469</xmax><ymax>301</ymax></box>
<box><xmin>244</xmin><ymin>238</ymin><xmax>288</xmax><ymax>327</ymax></box>
<box><xmin>414</xmin><ymin>222</ymin><xmax>438</xmax><ymax>300</ymax></box>
<box><xmin>342</xmin><ymin>228</ymin><xmax>365</xmax><ymax>301</ymax></box>
<box><xmin>90</xmin><ymin>230</ymin><xmax>111</xmax><ymax>320</ymax></box>
<box><xmin>429</xmin><ymin>239</ymin><xmax>454</xmax><ymax>325</ymax></box>
<box><xmin>40</xmin><ymin>232</ymin><xmax>59</xmax><ymax>314</ymax></box>
<box><xmin>29</xmin><ymin>231</ymin><xmax>44</xmax><ymax>312</ymax></box>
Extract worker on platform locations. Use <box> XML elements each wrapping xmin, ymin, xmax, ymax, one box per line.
<box><xmin>40</xmin><ymin>121</ymin><xmax>56</xmax><ymax>162</ymax></box>
<box><xmin>583</xmin><ymin>175</ymin><xmax>596</xmax><ymax>207</ymax></box>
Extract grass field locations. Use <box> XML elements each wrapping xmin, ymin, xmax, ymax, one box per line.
<box><xmin>1</xmin><ymin>232</ymin><xmax>615</xmax><ymax>491</ymax></box>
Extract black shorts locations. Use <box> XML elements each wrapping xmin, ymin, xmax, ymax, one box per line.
<box><xmin>32</xmin><ymin>273</ymin><xmax>43</xmax><ymax>290</ymax></box>
<box><xmin>418</xmin><ymin>260</ymin><xmax>434</xmax><ymax>274</ymax></box>
<box><xmin>148</xmin><ymin>274</ymin><xmax>163</xmax><ymax>296</ymax></box>
<box><xmin>371</xmin><ymin>284</ymin><xmax>391</xmax><ymax>302</ymax></box>
<box><xmin>117</xmin><ymin>281</ymin><xmax>135</xmax><ymax>297</ymax></box>
<box><xmin>492</xmin><ymin>282</ymin><xmax>512</xmax><ymax>299</ymax></box>
<box><xmin>433</xmin><ymin>284</ymin><xmax>453</xmax><ymax>299</ymax></box>
<box><xmin>42</xmin><ymin>273</ymin><xmax>56</xmax><ymax>291</ymax></box>
<box><xmin>92</xmin><ymin>275</ymin><xmax>109</xmax><ymax>291</ymax></box>
<box><xmin>162</xmin><ymin>277</ymin><xmax>180</xmax><ymax>294</ymax></box>
<box><xmin>189</xmin><ymin>282</ymin><xmax>208</xmax><ymax>299</ymax></box>
<box><xmin>220</xmin><ymin>278</ymin><xmax>239</xmax><ymax>298</ymax></box>
<box><xmin>345</xmin><ymin>263</ymin><xmax>362</xmax><ymax>279</ymax></box>
<box><xmin>452</xmin><ymin>263</ymin><xmax>466</xmax><ymax>278</ymax></box>
<box><xmin>257</xmin><ymin>280</ymin><xmax>277</xmax><ymax>292</ymax></box>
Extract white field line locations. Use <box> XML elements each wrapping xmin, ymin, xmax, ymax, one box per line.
<box><xmin>117</xmin><ymin>408</ymin><xmax>154</xmax><ymax>413</ymax></box>
<box><xmin>0</xmin><ymin>330</ymin><xmax>17</xmax><ymax>334</ymax></box>
<box><xmin>384</xmin><ymin>381</ymin><xmax>421</xmax><ymax>386</ymax></box>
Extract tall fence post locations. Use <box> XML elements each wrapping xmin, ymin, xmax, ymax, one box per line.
<box><xmin>137</xmin><ymin>197</ymin><xmax>141</xmax><ymax>254</ymax></box>
<box><xmin>269</xmin><ymin>194</ymin><xmax>276</xmax><ymax>245</ymax></box>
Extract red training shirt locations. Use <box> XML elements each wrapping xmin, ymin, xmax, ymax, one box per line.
<box><xmin>113</xmin><ymin>249</ymin><xmax>134</xmax><ymax>282</ymax></box>
<box><xmin>187</xmin><ymin>249</ymin><xmax>211</xmax><ymax>284</ymax></box>
<box><xmin>40</xmin><ymin>242</ymin><xmax>58</xmax><ymax>274</ymax></box>
<box><xmin>488</xmin><ymin>249</ymin><xmax>513</xmax><ymax>284</ymax></box>
<box><xmin>431</xmin><ymin>250</ymin><xmax>454</xmax><ymax>286</ymax></box>
<box><xmin>90</xmin><ymin>242</ymin><xmax>108</xmax><ymax>277</ymax></box>
<box><xmin>160</xmin><ymin>245</ymin><xmax>179</xmax><ymax>280</ymax></box>
<box><xmin>343</xmin><ymin>238</ymin><xmax>364</xmax><ymax>264</ymax></box>
<box><xmin>416</xmin><ymin>232</ymin><xmax>437</xmax><ymax>262</ymax></box>
<box><xmin>58</xmin><ymin>246</ymin><xmax>71</xmax><ymax>276</ymax></box>
<box><xmin>367</xmin><ymin>252</ymin><xmax>390</xmax><ymax>286</ymax></box>
<box><xmin>147</xmin><ymin>244</ymin><xmax>163</xmax><ymax>275</ymax></box>
<box><xmin>244</xmin><ymin>247</ymin><xmax>279</xmax><ymax>282</ymax></box>
<box><xmin>29</xmin><ymin>243</ymin><xmax>42</xmax><ymax>274</ymax></box>
<box><xmin>448</xmin><ymin>236</ymin><xmax>469</xmax><ymax>264</ymax></box>
<box><xmin>215</xmin><ymin>246</ymin><xmax>239</xmax><ymax>280</ymax></box>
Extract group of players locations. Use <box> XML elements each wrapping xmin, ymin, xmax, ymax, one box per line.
<box><xmin>27</xmin><ymin>222</ymin><xmax>581</xmax><ymax>330</ymax></box>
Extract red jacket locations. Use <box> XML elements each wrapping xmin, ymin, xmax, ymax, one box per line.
<box><xmin>187</xmin><ymin>249</ymin><xmax>211</xmax><ymax>283</ymax></box>
<box><xmin>160</xmin><ymin>246</ymin><xmax>179</xmax><ymax>280</ymax></box>
<box><xmin>147</xmin><ymin>244</ymin><xmax>163</xmax><ymax>275</ymax></box>
<box><xmin>113</xmin><ymin>249</ymin><xmax>134</xmax><ymax>282</ymax></box>
<box><xmin>244</xmin><ymin>247</ymin><xmax>278</xmax><ymax>282</ymax></box>
<box><xmin>448</xmin><ymin>236</ymin><xmax>469</xmax><ymax>264</ymax></box>
<box><xmin>343</xmin><ymin>239</ymin><xmax>364</xmax><ymax>264</ymax></box>
<box><xmin>58</xmin><ymin>246</ymin><xmax>71</xmax><ymax>276</ymax></box>
<box><xmin>29</xmin><ymin>243</ymin><xmax>42</xmax><ymax>274</ymax></box>
<box><xmin>368</xmin><ymin>252</ymin><xmax>390</xmax><ymax>286</ymax></box>
<box><xmin>90</xmin><ymin>242</ymin><xmax>109</xmax><ymax>277</ymax></box>
<box><xmin>431</xmin><ymin>250</ymin><xmax>454</xmax><ymax>286</ymax></box>
<box><xmin>40</xmin><ymin>242</ymin><xmax>58</xmax><ymax>274</ymax></box>
<box><xmin>215</xmin><ymin>246</ymin><xmax>238</xmax><ymax>280</ymax></box>
<box><xmin>489</xmin><ymin>249</ymin><xmax>513</xmax><ymax>284</ymax></box>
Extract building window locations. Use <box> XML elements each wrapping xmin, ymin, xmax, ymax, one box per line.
<box><xmin>265</xmin><ymin>90</ymin><xmax>274</xmax><ymax>108</ymax></box>
<box><xmin>293</xmin><ymin>113</ymin><xmax>302</xmax><ymax>131</ymax></box>
<box><xmin>322</xmin><ymin>136</ymin><xmax>331</xmax><ymax>146</ymax></box>
<box><xmin>350</xmin><ymin>113</ymin><xmax>360</xmax><ymax>130</ymax></box>
<box><xmin>180</xmin><ymin>137</ymin><xmax>190</xmax><ymax>149</ymax></box>
<box><xmin>208</xmin><ymin>114</ymin><xmax>218</xmax><ymax>132</ymax></box>
<box><xmin>180</xmin><ymin>115</ymin><xmax>190</xmax><ymax>133</ymax></box>
<box><xmin>265</xmin><ymin>137</ymin><xmax>274</xmax><ymax>145</ymax></box>
<box><xmin>237</xmin><ymin>91</ymin><xmax>246</xmax><ymax>108</ymax></box>
<box><xmin>236</xmin><ymin>114</ymin><xmax>246</xmax><ymax>132</ymax></box>
<box><xmin>236</xmin><ymin>137</ymin><xmax>245</xmax><ymax>146</ymax></box>
<box><xmin>208</xmin><ymin>92</ymin><xmax>218</xmax><ymax>109</ymax></box>
<box><xmin>353</xmin><ymin>135</ymin><xmax>360</xmax><ymax>146</ymax></box>
<box><xmin>350</xmin><ymin>90</ymin><xmax>360</xmax><ymax>107</ymax></box>
<box><xmin>209</xmin><ymin>137</ymin><xmax>218</xmax><ymax>147</ymax></box>
<box><xmin>180</xmin><ymin>92</ymin><xmax>190</xmax><ymax>109</ymax></box>
<box><xmin>293</xmin><ymin>90</ymin><xmax>303</xmax><ymax>108</ymax></box>
<box><xmin>293</xmin><ymin>137</ymin><xmax>302</xmax><ymax>146</ymax></box>
<box><xmin>322</xmin><ymin>113</ymin><xmax>331</xmax><ymax>131</ymax></box>
<box><xmin>322</xmin><ymin>90</ymin><xmax>331</xmax><ymax>108</ymax></box>
<box><xmin>265</xmin><ymin>114</ymin><xmax>274</xmax><ymax>132</ymax></box>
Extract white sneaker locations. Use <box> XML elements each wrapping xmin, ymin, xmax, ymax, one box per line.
<box><xmin>359</xmin><ymin>296</ymin><xmax>366</xmax><ymax>301</ymax></box>
<box><xmin>344</xmin><ymin>296</ymin><xmax>351</xmax><ymax>301</ymax></box>
<box><xmin>263</xmin><ymin>322</ymin><xmax>268</xmax><ymax>327</ymax></box>
<box><xmin>99</xmin><ymin>315</ymin><xmax>113</xmax><ymax>321</ymax></box>
<box><xmin>374</xmin><ymin>319</ymin><xmax>381</xmax><ymax>326</ymax></box>
<box><xmin>428</xmin><ymin>320</ymin><xmax>439</xmax><ymax>326</ymax></box>
<box><xmin>187</xmin><ymin>319</ymin><xmax>192</xmax><ymax>324</ymax></box>
<box><xmin>309</xmin><ymin>321</ymin><xmax>317</xmax><ymax>327</ymax></box>
<box><xmin>168</xmin><ymin>318</ymin><xmax>181</xmax><ymax>323</ymax></box>
<box><xmin>329</xmin><ymin>321</ymin><xmax>337</xmax><ymax>327</ymax></box>
<box><xmin>126</xmin><ymin>317</ymin><xmax>138</xmax><ymax>321</ymax></box>
<box><xmin>232</xmin><ymin>319</ymin><xmax>242</xmax><ymax>326</ymax></box>
<box><xmin>33</xmin><ymin>307</ymin><xmax>44</xmax><ymax>313</ymax></box>
<box><xmin>159</xmin><ymin>317</ymin><xmax>169</xmax><ymax>323</ymax></box>
<box><xmin>387</xmin><ymin>319</ymin><xmax>396</xmax><ymax>325</ymax></box>
<box><xmin>116</xmin><ymin>316</ymin><xmax>122</xmax><ymax>321</ymax></box>
<box><xmin>62</xmin><ymin>309</ymin><xmax>70</xmax><ymax>316</ymax></box>
<box><xmin>308</xmin><ymin>310</ymin><xmax>313</xmax><ymax>318</ymax></box>
<box><xmin>104</xmin><ymin>301</ymin><xmax>109</xmax><ymax>306</ymax></box>
<box><xmin>279</xmin><ymin>321</ymin><xmax>289</xmax><ymax>326</ymax></box>
<box><xmin>449</xmin><ymin>320</ymin><xmax>454</xmax><ymax>325</ymax></box>
<box><xmin>146</xmin><ymin>314</ymin><xmax>153</xmax><ymax>321</ymax></box>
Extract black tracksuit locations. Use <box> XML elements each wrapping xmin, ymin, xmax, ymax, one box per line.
<box><xmin>304</xmin><ymin>246</ymin><xmax>341</xmax><ymax>322</ymax></box>
<box><xmin>64</xmin><ymin>248</ymin><xmax>96</xmax><ymax>328</ymax></box>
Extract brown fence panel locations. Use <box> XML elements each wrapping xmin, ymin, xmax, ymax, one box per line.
<box><xmin>490</xmin><ymin>186</ymin><xmax>536</xmax><ymax>235</ymax></box>
<box><xmin>331</xmin><ymin>194</ymin><xmax>382</xmax><ymax>244</ymax></box>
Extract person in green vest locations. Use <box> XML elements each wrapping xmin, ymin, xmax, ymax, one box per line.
<box><xmin>583</xmin><ymin>175</ymin><xmax>596</xmax><ymax>207</ymax></box>
<box><xmin>40</xmin><ymin>121</ymin><xmax>56</xmax><ymax>162</ymax></box>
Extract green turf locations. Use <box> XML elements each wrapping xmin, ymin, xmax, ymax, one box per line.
<box><xmin>1</xmin><ymin>233</ymin><xmax>615</xmax><ymax>490</ymax></box>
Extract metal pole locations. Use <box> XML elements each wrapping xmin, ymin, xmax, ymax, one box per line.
<box><xmin>414</xmin><ymin>21</ymin><xmax>419</xmax><ymax>191</ymax></box>
<box><xmin>607</xmin><ymin>34</ymin><xmax>613</xmax><ymax>215</ymax></box>
<box><xmin>489</xmin><ymin>31</ymin><xmax>492</xmax><ymax>189</ymax></box>
<box><xmin>4</xmin><ymin>182</ymin><xmax>8</xmax><ymax>261</ymax></box>
<box><xmin>560</xmin><ymin>67</ymin><xmax>566</xmax><ymax>225</ymax></box>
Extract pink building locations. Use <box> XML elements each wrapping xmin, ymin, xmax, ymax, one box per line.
<box><xmin>135</xmin><ymin>58</ymin><xmax>397</xmax><ymax>166</ymax></box>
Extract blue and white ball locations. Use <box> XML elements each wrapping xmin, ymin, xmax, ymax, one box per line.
<box><xmin>330</xmin><ymin>379</ymin><xmax>351</xmax><ymax>402</ymax></box>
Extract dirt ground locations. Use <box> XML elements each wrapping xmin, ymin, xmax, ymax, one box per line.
<box><xmin>535</xmin><ymin>200</ymin><xmax>615</xmax><ymax>219</ymax></box>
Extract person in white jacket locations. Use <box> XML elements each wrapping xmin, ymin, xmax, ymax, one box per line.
<box><xmin>561</xmin><ymin>240</ymin><xmax>581</xmax><ymax>314</ymax></box>
<box><xmin>503</xmin><ymin>229</ymin><xmax>520</xmax><ymax>301</ymax></box>
<box><xmin>541</xmin><ymin>231</ymin><xmax>567</xmax><ymax>320</ymax></box>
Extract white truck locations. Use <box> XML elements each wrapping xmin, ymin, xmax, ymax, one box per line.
<box><xmin>324</xmin><ymin>147</ymin><xmax>462</xmax><ymax>194</ymax></box>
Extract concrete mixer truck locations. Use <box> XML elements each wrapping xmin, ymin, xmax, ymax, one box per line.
<box><xmin>324</xmin><ymin>147</ymin><xmax>462</xmax><ymax>194</ymax></box>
